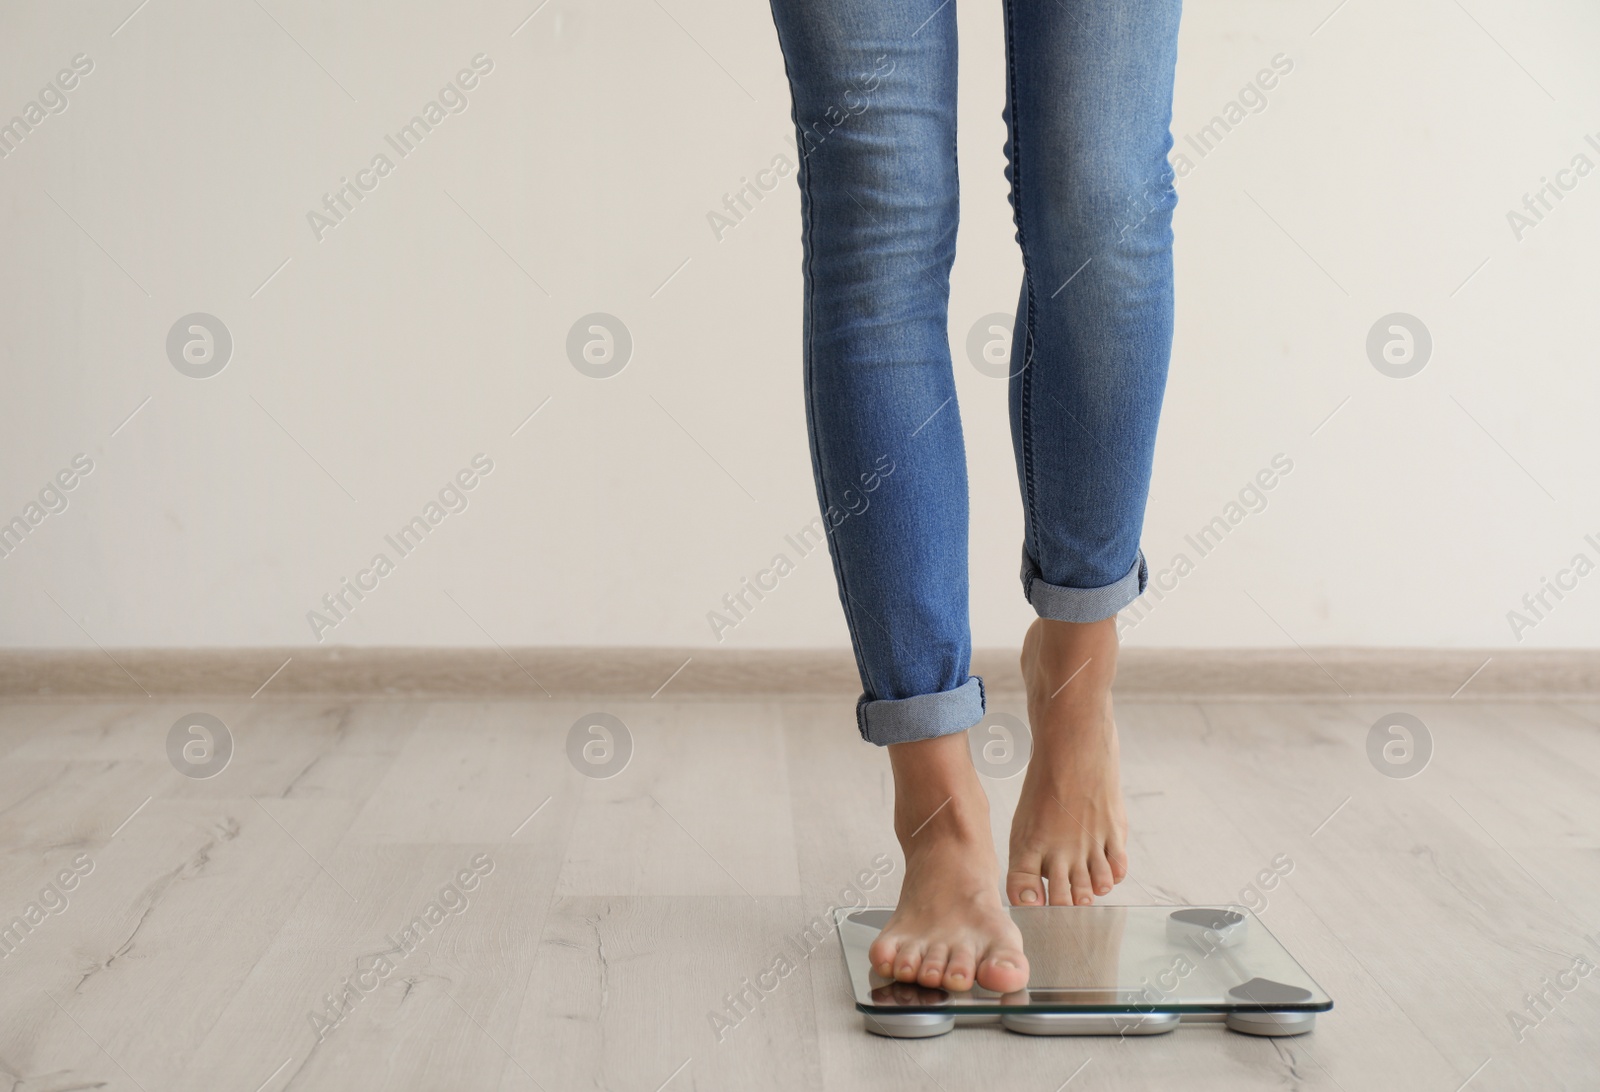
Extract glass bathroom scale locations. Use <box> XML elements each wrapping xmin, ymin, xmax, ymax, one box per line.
<box><xmin>837</xmin><ymin>905</ymin><xmax>1332</xmax><ymax>1037</ymax></box>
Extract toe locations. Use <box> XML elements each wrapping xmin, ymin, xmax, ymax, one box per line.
<box><xmin>894</xmin><ymin>939</ymin><xmax>926</xmax><ymax>983</ymax></box>
<box><xmin>1107</xmin><ymin>837</ymin><xmax>1129</xmax><ymax>883</ymax></box>
<box><xmin>1006</xmin><ymin>860</ymin><xmax>1046</xmax><ymax>907</ymax></box>
<box><xmin>1043</xmin><ymin>854</ymin><xmax>1075</xmax><ymax>906</ymax></box>
<box><xmin>868</xmin><ymin>932</ymin><xmax>901</xmax><ymax>979</ymax></box>
<box><xmin>945</xmin><ymin>943</ymin><xmax>977</xmax><ymax>991</ymax></box>
<box><xmin>1088</xmin><ymin>848</ymin><xmax>1115</xmax><ymax>897</ymax></box>
<box><xmin>1007</xmin><ymin>840</ymin><xmax>1046</xmax><ymax>907</ymax></box>
<box><xmin>1068</xmin><ymin>861</ymin><xmax>1095</xmax><ymax>906</ymax></box>
<box><xmin>918</xmin><ymin>943</ymin><xmax>949</xmax><ymax>988</ymax></box>
<box><xmin>976</xmin><ymin>943</ymin><xmax>1029</xmax><ymax>994</ymax></box>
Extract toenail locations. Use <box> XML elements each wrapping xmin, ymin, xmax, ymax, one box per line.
<box><xmin>1020</xmin><ymin>889</ymin><xmax>1038</xmax><ymax>904</ymax></box>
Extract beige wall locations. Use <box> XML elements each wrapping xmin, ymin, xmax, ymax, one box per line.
<box><xmin>1</xmin><ymin>0</ymin><xmax>1596</xmax><ymax>650</ymax></box>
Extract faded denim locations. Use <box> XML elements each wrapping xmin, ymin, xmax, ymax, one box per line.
<box><xmin>767</xmin><ymin>0</ymin><xmax>1182</xmax><ymax>745</ymax></box>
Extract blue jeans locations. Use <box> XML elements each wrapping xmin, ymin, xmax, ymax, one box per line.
<box><xmin>768</xmin><ymin>0</ymin><xmax>1182</xmax><ymax>746</ymax></box>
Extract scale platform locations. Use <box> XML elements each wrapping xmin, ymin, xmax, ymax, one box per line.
<box><xmin>838</xmin><ymin>905</ymin><xmax>1331</xmax><ymax>1038</ymax></box>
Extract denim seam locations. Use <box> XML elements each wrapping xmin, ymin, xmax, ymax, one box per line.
<box><xmin>950</xmin><ymin>15</ymin><xmax>961</xmax><ymax>266</ymax></box>
<box><xmin>1002</xmin><ymin>0</ymin><xmax>1042</xmax><ymax>606</ymax></box>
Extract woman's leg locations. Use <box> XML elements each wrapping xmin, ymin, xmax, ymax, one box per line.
<box><xmin>999</xmin><ymin>0</ymin><xmax>1183</xmax><ymax>907</ymax></box>
<box><xmin>769</xmin><ymin>0</ymin><xmax>979</xmax><ymax>745</ymax></box>
<box><xmin>767</xmin><ymin>0</ymin><xmax>1026</xmax><ymax>992</ymax></box>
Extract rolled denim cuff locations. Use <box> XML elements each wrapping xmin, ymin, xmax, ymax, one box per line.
<box><xmin>1021</xmin><ymin>548</ymin><xmax>1147</xmax><ymax>623</ymax></box>
<box><xmin>856</xmin><ymin>675</ymin><xmax>986</xmax><ymax>747</ymax></box>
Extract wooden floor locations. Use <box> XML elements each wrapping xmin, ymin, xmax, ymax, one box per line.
<box><xmin>1</xmin><ymin>696</ymin><xmax>1596</xmax><ymax>1091</ymax></box>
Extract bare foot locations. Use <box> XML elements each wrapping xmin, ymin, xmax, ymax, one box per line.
<box><xmin>1007</xmin><ymin>617</ymin><xmax>1130</xmax><ymax>907</ymax></box>
<box><xmin>867</xmin><ymin>732</ymin><xmax>1029</xmax><ymax>994</ymax></box>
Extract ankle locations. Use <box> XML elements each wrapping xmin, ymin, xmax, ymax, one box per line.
<box><xmin>887</xmin><ymin>733</ymin><xmax>990</xmax><ymax>844</ymax></box>
<box><xmin>894</xmin><ymin>788</ymin><xmax>990</xmax><ymax>847</ymax></box>
<box><xmin>1022</xmin><ymin>617</ymin><xmax>1119</xmax><ymax>701</ymax></box>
